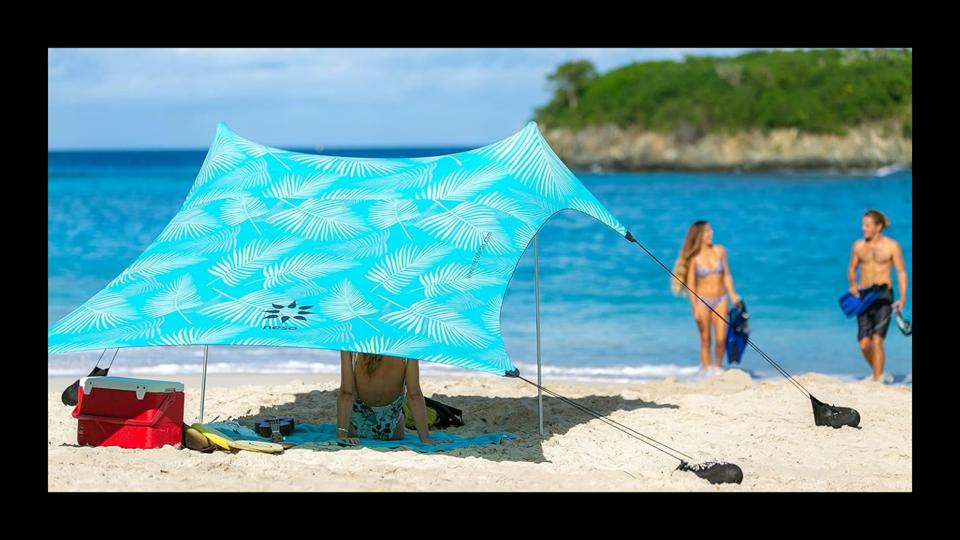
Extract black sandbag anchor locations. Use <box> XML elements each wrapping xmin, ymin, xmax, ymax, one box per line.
<box><xmin>810</xmin><ymin>395</ymin><xmax>861</xmax><ymax>429</ymax></box>
<box><xmin>677</xmin><ymin>460</ymin><xmax>744</xmax><ymax>484</ymax></box>
<box><xmin>61</xmin><ymin>365</ymin><xmax>110</xmax><ymax>407</ymax></box>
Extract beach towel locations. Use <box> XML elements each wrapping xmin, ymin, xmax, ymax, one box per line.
<box><xmin>208</xmin><ymin>421</ymin><xmax>514</xmax><ymax>452</ymax></box>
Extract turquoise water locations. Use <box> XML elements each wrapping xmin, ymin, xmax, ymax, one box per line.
<box><xmin>47</xmin><ymin>150</ymin><xmax>912</xmax><ymax>382</ymax></box>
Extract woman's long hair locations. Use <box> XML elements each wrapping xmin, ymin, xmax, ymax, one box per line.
<box><xmin>671</xmin><ymin>220</ymin><xmax>709</xmax><ymax>295</ymax></box>
<box><xmin>356</xmin><ymin>352</ymin><xmax>384</xmax><ymax>376</ymax></box>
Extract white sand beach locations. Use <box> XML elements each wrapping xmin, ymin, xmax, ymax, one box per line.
<box><xmin>47</xmin><ymin>370</ymin><xmax>911</xmax><ymax>491</ymax></box>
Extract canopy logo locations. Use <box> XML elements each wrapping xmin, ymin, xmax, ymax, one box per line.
<box><xmin>466</xmin><ymin>232</ymin><xmax>493</xmax><ymax>278</ymax></box>
<box><xmin>263</xmin><ymin>301</ymin><xmax>313</xmax><ymax>330</ymax></box>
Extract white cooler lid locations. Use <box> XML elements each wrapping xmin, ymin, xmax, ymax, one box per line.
<box><xmin>80</xmin><ymin>376</ymin><xmax>184</xmax><ymax>400</ymax></box>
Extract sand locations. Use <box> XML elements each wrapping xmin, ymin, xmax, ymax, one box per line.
<box><xmin>47</xmin><ymin>370</ymin><xmax>911</xmax><ymax>491</ymax></box>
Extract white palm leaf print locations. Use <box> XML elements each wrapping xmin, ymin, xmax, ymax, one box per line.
<box><xmin>194</xmin><ymin>129</ymin><xmax>245</xmax><ymax>191</ymax></box>
<box><xmin>208</xmin><ymin>238</ymin><xmax>300</xmax><ymax>286</ymax></box>
<box><xmin>202</xmin><ymin>288</ymin><xmax>293</xmax><ymax>326</ymax></box>
<box><xmin>143</xmin><ymin>275</ymin><xmax>203</xmax><ymax>323</ymax></box>
<box><xmin>286</xmin><ymin>282</ymin><xmax>329</xmax><ymax>299</ymax></box>
<box><xmin>568</xmin><ymin>198</ymin><xmax>627</xmax><ymax>234</ymax></box>
<box><xmin>329</xmin><ymin>230</ymin><xmax>391</xmax><ymax>259</ymax></box>
<box><xmin>474</xmin><ymin>193</ymin><xmax>536</xmax><ymax>226</ymax></box>
<box><xmin>414</xmin><ymin>163</ymin><xmax>510</xmax><ymax>201</ymax></box>
<box><xmin>350</xmin><ymin>336</ymin><xmax>431</xmax><ymax>357</ymax></box>
<box><xmin>487</xmin><ymin>259</ymin><xmax>521</xmax><ymax>279</ymax></box>
<box><xmin>379</xmin><ymin>297</ymin><xmax>489</xmax><ymax>347</ymax></box>
<box><xmin>475</xmin><ymin>126</ymin><xmax>525</xmax><ymax>161</ymax></box>
<box><xmin>264</xmin><ymin>173</ymin><xmax>339</xmax><ymax>200</ymax></box>
<box><xmin>365</xmin><ymin>244</ymin><xmax>452</xmax><ymax>294</ymax></box>
<box><xmin>358</xmin><ymin>161</ymin><xmax>437</xmax><ymax>190</ymax></box>
<box><xmin>482</xmin><ymin>296</ymin><xmax>503</xmax><ymax>334</ymax></box>
<box><xmin>233</xmin><ymin>139</ymin><xmax>292</xmax><ymax>171</ymax></box>
<box><xmin>262</xmin><ymin>254</ymin><xmax>358</xmax><ymax>288</ymax></box>
<box><xmin>290</xmin><ymin>154</ymin><xmax>404</xmax><ymax>177</ymax></box>
<box><xmin>512</xmin><ymin>137</ymin><xmax>577</xmax><ymax>200</ymax></box>
<box><xmin>117</xmin><ymin>277</ymin><xmax>165</xmax><ymax>297</ymax></box>
<box><xmin>181</xmin><ymin>227</ymin><xmax>240</xmax><ymax>255</ymax></box>
<box><xmin>48</xmin><ymin>341</ymin><xmax>104</xmax><ymax>355</ymax></box>
<box><xmin>96</xmin><ymin>318</ymin><xmax>166</xmax><ymax>342</ymax></box>
<box><xmin>220</xmin><ymin>195</ymin><xmax>269</xmax><ymax>235</ymax></box>
<box><xmin>184</xmin><ymin>188</ymin><xmax>243</xmax><ymax>210</ymax></box>
<box><xmin>157</xmin><ymin>207</ymin><xmax>220</xmax><ymax>242</ymax></box>
<box><xmin>109</xmin><ymin>253</ymin><xmax>205</xmax><ymax>286</ymax></box>
<box><xmin>320</xmin><ymin>280</ymin><xmax>379</xmax><ymax>331</ymax></box>
<box><xmin>154</xmin><ymin>325</ymin><xmax>245</xmax><ymax>346</ymax></box>
<box><xmin>448</xmin><ymin>292</ymin><xmax>486</xmax><ymax>312</ymax></box>
<box><xmin>300</xmin><ymin>322</ymin><xmax>355</xmax><ymax>343</ymax></box>
<box><xmin>513</xmin><ymin>222</ymin><xmax>538</xmax><ymax>251</ymax></box>
<box><xmin>50</xmin><ymin>291</ymin><xmax>136</xmax><ymax>334</ymax></box>
<box><xmin>319</xmin><ymin>187</ymin><xmax>398</xmax><ymax>201</ymax></box>
<box><xmin>215</xmin><ymin>159</ymin><xmax>273</xmax><ymax>190</ymax></box>
<box><xmin>267</xmin><ymin>200</ymin><xmax>367</xmax><ymax>241</ymax></box>
<box><xmin>232</xmin><ymin>138</ymin><xmax>270</xmax><ymax>158</ymax></box>
<box><xmin>416</xmin><ymin>353</ymin><xmax>485</xmax><ymax>370</ymax></box>
<box><xmin>417</xmin><ymin>263</ymin><xmax>500</xmax><ymax>298</ymax></box>
<box><xmin>417</xmin><ymin>201</ymin><xmax>509</xmax><ymax>254</ymax></box>
<box><xmin>369</xmin><ymin>199</ymin><xmax>418</xmax><ymax>240</ymax></box>
<box><xmin>477</xmin><ymin>347</ymin><xmax>511</xmax><ymax>368</ymax></box>
<box><xmin>507</xmin><ymin>187</ymin><xmax>563</xmax><ymax>224</ymax></box>
<box><xmin>479</xmin><ymin>126</ymin><xmax>575</xmax><ymax>200</ymax></box>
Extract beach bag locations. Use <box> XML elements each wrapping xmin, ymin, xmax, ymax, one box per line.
<box><xmin>403</xmin><ymin>396</ymin><xmax>465</xmax><ymax>429</ymax></box>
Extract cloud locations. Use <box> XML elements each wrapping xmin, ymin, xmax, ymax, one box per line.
<box><xmin>49</xmin><ymin>48</ymin><xmax>761</xmax><ymax>105</ymax></box>
<box><xmin>48</xmin><ymin>48</ymin><xmax>770</xmax><ymax>148</ymax></box>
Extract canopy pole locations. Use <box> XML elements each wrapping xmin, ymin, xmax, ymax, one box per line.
<box><xmin>534</xmin><ymin>234</ymin><xmax>543</xmax><ymax>437</ymax></box>
<box><xmin>200</xmin><ymin>345</ymin><xmax>209</xmax><ymax>424</ymax></box>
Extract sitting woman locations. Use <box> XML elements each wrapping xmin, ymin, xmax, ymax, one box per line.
<box><xmin>336</xmin><ymin>351</ymin><xmax>443</xmax><ymax>445</ymax></box>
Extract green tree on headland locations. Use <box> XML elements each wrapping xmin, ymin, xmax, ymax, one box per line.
<box><xmin>535</xmin><ymin>49</ymin><xmax>912</xmax><ymax>138</ymax></box>
<box><xmin>546</xmin><ymin>60</ymin><xmax>598</xmax><ymax>112</ymax></box>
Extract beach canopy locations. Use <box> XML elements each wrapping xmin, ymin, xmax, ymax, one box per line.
<box><xmin>48</xmin><ymin>122</ymin><xmax>629</xmax><ymax>376</ymax></box>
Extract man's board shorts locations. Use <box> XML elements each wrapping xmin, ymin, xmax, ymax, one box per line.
<box><xmin>857</xmin><ymin>285</ymin><xmax>894</xmax><ymax>340</ymax></box>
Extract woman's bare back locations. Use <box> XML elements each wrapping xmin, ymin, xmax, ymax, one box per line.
<box><xmin>352</xmin><ymin>354</ymin><xmax>407</xmax><ymax>406</ymax></box>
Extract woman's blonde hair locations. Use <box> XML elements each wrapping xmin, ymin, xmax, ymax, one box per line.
<box><xmin>671</xmin><ymin>220</ymin><xmax>709</xmax><ymax>295</ymax></box>
<box><xmin>864</xmin><ymin>209</ymin><xmax>890</xmax><ymax>230</ymax></box>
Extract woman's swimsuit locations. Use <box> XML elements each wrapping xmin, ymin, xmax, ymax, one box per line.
<box><xmin>695</xmin><ymin>259</ymin><xmax>726</xmax><ymax>309</ymax></box>
<box><xmin>350</xmin><ymin>353</ymin><xmax>407</xmax><ymax>440</ymax></box>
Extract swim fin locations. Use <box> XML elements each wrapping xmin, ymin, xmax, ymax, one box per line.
<box><xmin>725</xmin><ymin>301</ymin><xmax>749</xmax><ymax>364</ymax></box>
<box><xmin>838</xmin><ymin>289</ymin><xmax>883</xmax><ymax>318</ymax></box>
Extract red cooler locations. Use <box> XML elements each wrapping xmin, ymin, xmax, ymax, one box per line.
<box><xmin>72</xmin><ymin>376</ymin><xmax>185</xmax><ymax>449</ymax></box>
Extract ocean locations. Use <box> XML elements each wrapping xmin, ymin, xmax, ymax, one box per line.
<box><xmin>48</xmin><ymin>149</ymin><xmax>912</xmax><ymax>385</ymax></box>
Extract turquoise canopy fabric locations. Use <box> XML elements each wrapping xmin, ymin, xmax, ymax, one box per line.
<box><xmin>48</xmin><ymin>122</ymin><xmax>629</xmax><ymax>376</ymax></box>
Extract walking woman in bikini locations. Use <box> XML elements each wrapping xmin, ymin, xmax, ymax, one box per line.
<box><xmin>672</xmin><ymin>221</ymin><xmax>742</xmax><ymax>372</ymax></box>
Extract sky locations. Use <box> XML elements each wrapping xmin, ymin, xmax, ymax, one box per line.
<box><xmin>49</xmin><ymin>48</ymin><xmax>766</xmax><ymax>150</ymax></box>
